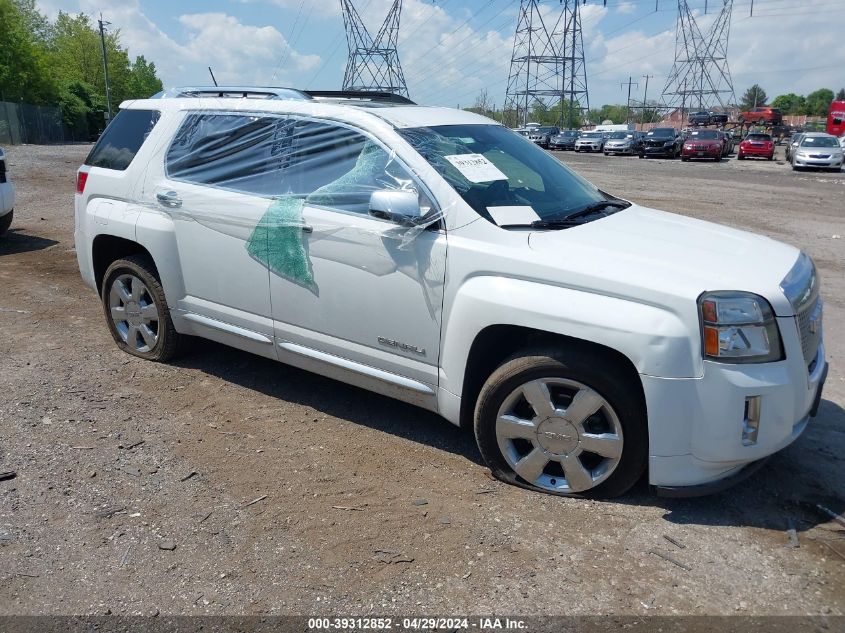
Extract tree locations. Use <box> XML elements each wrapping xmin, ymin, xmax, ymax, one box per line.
<box><xmin>837</xmin><ymin>88</ymin><xmax>845</xmax><ymax>101</ymax></box>
<box><xmin>740</xmin><ymin>84</ymin><xmax>767</xmax><ymax>110</ymax></box>
<box><xmin>804</xmin><ymin>88</ymin><xmax>834</xmax><ymax>117</ymax></box>
<box><xmin>771</xmin><ymin>93</ymin><xmax>806</xmax><ymax>115</ymax></box>
<box><xmin>0</xmin><ymin>0</ymin><xmax>57</xmax><ymax>103</ymax></box>
<box><xmin>126</xmin><ymin>55</ymin><xmax>163</xmax><ymax>99</ymax></box>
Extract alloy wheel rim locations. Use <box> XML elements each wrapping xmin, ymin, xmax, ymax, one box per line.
<box><xmin>108</xmin><ymin>274</ymin><xmax>160</xmax><ymax>352</ymax></box>
<box><xmin>495</xmin><ymin>377</ymin><xmax>623</xmax><ymax>493</ymax></box>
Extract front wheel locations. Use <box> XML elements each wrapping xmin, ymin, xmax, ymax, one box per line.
<box><xmin>474</xmin><ymin>347</ymin><xmax>648</xmax><ymax>498</ymax></box>
<box><xmin>0</xmin><ymin>209</ymin><xmax>12</xmax><ymax>237</ymax></box>
<box><xmin>101</xmin><ymin>255</ymin><xmax>183</xmax><ymax>362</ymax></box>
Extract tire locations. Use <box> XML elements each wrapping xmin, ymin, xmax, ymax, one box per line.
<box><xmin>0</xmin><ymin>209</ymin><xmax>12</xmax><ymax>237</ymax></box>
<box><xmin>101</xmin><ymin>254</ymin><xmax>182</xmax><ymax>362</ymax></box>
<box><xmin>638</xmin><ymin>153</ymin><xmax>645</xmax><ymax>159</ymax></box>
<box><xmin>681</xmin><ymin>156</ymin><xmax>689</xmax><ymax>162</ymax></box>
<box><xmin>768</xmin><ymin>154</ymin><xmax>774</xmax><ymax>161</ymax></box>
<box><xmin>738</xmin><ymin>153</ymin><xmax>744</xmax><ymax>160</ymax></box>
<box><xmin>715</xmin><ymin>155</ymin><xmax>721</xmax><ymax>162</ymax></box>
<box><xmin>474</xmin><ymin>346</ymin><xmax>648</xmax><ymax>498</ymax></box>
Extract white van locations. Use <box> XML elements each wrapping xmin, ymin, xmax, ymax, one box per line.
<box><xmin>0</xmin><ymin>148</ymin><xmax>14</xmax><ymax>236</ymax></box>
<box><xmin>74</xmin><ymin>87</ymin><xmax>826</xmax><ymax>498</ymax></box>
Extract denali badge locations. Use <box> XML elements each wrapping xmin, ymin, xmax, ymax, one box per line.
<box><xmin>378</xmin><ymin>337</ymin><xmax>426</xmax><ymax>356</ymax></box>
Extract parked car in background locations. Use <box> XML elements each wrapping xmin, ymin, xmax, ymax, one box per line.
<box><xmin>548</xmin><ymin>130</ymin><xmax>580</xmax><ymax>150</ymax></box>
<box><xmin>603</xmin><ymin>131</ymin><xmax>642</xmax><ymax>155</ymax></box>
<box><xmin>785</xmin><ymin>133</ymin><xmax>804</xmax><ymax>162</ymax></box>
<box><xmin>574</xmin><ymin>131</ymin><xmax>605</xmax><ymax>153</ymax></box>
<box><xmin>0</xmin><ymin>148</ymin><xmax>15</xmax><ymax>237</ymax></box>
<box><xmin>839</xmin><ymin>135</ymin><xmax>845</xmax><ymax>150</ymax></box>
<box><xmin>528</xmin><ymin>126</ymin><xmax>560</xmax><ymax>149</ymax></box>
<box><xmin>639</xmin><ymin>128</ymin><xmax>682</xmax><ymax>158</ymax></box>
<box><xmin>738</xmin><ymin>107</ymin><xmax>783</xmax><ymax>126</ymax></box>
<box><xmin>74</xmin><ymin>87</ymin><xmax>828</xmax><ymax>498</ymax></box>
<box><xmin>737</xmin><ymin>133</ymin><xmax>775</xmax><ymax>161</ymax></box>
<box><xmin>716</xmin><ymin>130</ymin><xmax>733</xmax><ymax>157</ymax></box>
<box><xmin>790</xmin><ymin>133</ymin><xmax>844</xmax><ymax>171</ymax></box>
<box><xmin>689</xmin><ymin>111</ymin><xmax>712</xmax><ymax>126</ymax></box>
<box><xmin>681</xmin><ymin>129</ymin><xmax>723</xmax><ymax>162</ymax></box>
<box><xmin>514</xmin><ymin>128</ymin><xmax>531</xmax><ymax>137</ymax></box>
<box><xmin>709</xmin><ymin>111</ymin><xmax>729</xmax><ymax>125</ymax></box>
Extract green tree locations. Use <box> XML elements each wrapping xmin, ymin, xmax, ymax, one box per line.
<box><xmin>12</xmin><ymin>0</ymin><xmax>52</xmax><ymax>42</ymax></box>
<box><xmin>804</xmin><ymin>88</ymin><xmax>834</xmax><ymax>117</ymax></box>
<box><xmin>771</xmin><ymin>93</ymin><xmax>806</xmax><ymax>115</ymax></box>
<box><xmin>740</xmin><ymin>84</ymin><xmax>767</xmax><ymax>110</ymax></box>
<box><xmin>0</xmin><ymin>0</ymin><xmax>57</xmax><ymax>103</ymax></box>
<box><xmin>837</xmin><ymin>88</ymin><xmax>845</xmax><ymax>101</ymax></box>
<box><xmin>126</xmin><ymin>55</ymin><xmax>163</xmax><ymax>99</ymax></box>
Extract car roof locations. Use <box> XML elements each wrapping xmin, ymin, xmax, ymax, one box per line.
<box><xmin>119</xmin><ymin>97</ymin><xmax>498</xmax><ymax>130</ymax></box>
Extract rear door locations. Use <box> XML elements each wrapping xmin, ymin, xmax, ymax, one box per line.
<box><xmin>142</xmin><ymin>111</ymin><xmax>284</xmax><ymax>356</ymax></box>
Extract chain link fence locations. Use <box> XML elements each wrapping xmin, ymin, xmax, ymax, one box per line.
<box><xmin>0</xmin><ymin>101</ymin><xmax>94</xmax><ymax>145</ymax></box>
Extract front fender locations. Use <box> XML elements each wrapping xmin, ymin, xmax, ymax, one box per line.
<box><xmin>439</xmin><ymin>275</ymin><xmax>701</xmax><ymax>397</ymax></box>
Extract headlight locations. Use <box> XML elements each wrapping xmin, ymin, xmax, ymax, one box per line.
<box><xmin>698</xmin><ymin>291</ymin><xmax>783</xmax><ymax>363</ymax></box>
<box><xmin>685</xmin><ymin>144</ymin><xmax>693</xmax><ymax>149</ymax></box>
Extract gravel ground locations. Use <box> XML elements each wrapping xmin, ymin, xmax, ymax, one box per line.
<box><xmin>0</xmin><ymin>143</ymin><xmax>843</xmax><ymax>617</ymax></box>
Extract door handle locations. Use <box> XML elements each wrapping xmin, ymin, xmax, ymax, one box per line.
<box><xmin>156</xmin><ymin>191</ymin><xmax>182</xmax><ymax>208</ymax></box>
<box><xmin>301</xmin><ymin>225</ymin><xmax>313</xmax><ymax>233</ymax></box>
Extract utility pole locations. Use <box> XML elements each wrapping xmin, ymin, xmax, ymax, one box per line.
<box><xmin>208</xmin><ymin>67</ymin><xmax>218</xmax><ymax>86</ymax></box>
<box><xmin>621</xmin><ymin>76</ymin><xmax>638</xmax><ymax>124</ymax></box>
<box><xmin>98</xmin><ymin>14</ymin><xmax>113</xmax><ymax>121</ymax></box>
<box><xmin>641</xmin><ymin>74</ymin><xmax>653</xmax><ymax>130</ymax></box>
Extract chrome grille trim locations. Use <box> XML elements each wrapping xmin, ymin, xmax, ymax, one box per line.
<box><xmin>796</xmin><ymin>297</ymin><xmax>822</xmax><ymax>366</ymax></box>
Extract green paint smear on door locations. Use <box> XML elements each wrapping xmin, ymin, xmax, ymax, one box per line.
<box><xmin>245</xmin><ymin>196</ymin><xmax>316</xmax><ymax>292</ymax></box>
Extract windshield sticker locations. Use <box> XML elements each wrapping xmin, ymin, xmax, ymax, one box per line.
<box><xmin>444</xmin><ymin>154</ymin><xmax>508</xmax><ymax>183</ymax></box>
<box><xmin>487</xmin><ymin>205</ymin><xmax>541</xmax><ymax>226</ymax></box>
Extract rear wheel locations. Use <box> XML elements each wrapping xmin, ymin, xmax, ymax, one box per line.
<box><xmin>0</xmin><ymin>209</ymin><xmax>12</xmax><ymax>237</ymax></box>
<box><xmin>474</xmin><ymin>347</ymin><xmax>647</xmax><ymax>498</ymax></box>
<box><xmin>101</xmin><ymin>255</ymin><xmax>182</xmax><ymax>362</ymax></box>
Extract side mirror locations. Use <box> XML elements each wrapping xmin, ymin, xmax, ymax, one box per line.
<box><xmin>368</xmin><ymin>190</ymin><xmax>422</xmax><ymax>226</ymax></box>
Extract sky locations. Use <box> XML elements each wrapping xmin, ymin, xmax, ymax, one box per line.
<box><xmin>34</xmin><ymin>0</ymin><xmax>844</xmax><ymax>110</ymax></box>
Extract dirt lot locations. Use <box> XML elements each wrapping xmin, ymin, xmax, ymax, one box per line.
<box><xmin>1</xmin><ymin>143</ymin><xmax>844</xmax><ymax>617</ymax></box>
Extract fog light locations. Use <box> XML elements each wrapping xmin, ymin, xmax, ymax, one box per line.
<box><xmin>742</xmin><ymin>396</ymin><xmax>761</xmax><ymax>446</ymax></box>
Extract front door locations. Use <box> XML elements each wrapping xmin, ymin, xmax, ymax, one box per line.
<box><xmin>264</xmin><ymin>117</ymin><xmax>446</xmax><ymax>406</ymax></box>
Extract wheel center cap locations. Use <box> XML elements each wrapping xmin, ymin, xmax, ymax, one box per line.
<box><xmin>125</xmin><ymin>301</ymin><xmax>142</xmax><ymax>325</ymax></box>
<box><xmin>536</xmin><ymin>417</ymin><xmax>579</xmax><ymax>455</ymax></box>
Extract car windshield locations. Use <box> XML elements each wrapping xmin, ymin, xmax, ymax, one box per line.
<box><xmin>536</xmin><ymin>127</ymin><xmax>556</xmax><ymax>134</ymax></box>
<box><xmin>609</xmin><ymin>132</ymin><xmax>632</xmax><ymax>139</ymax></box>
<box><xmin>690</xmin><ymin>130</ymin><xmax>719</xmax><ymax>139</ymax></box>
<box><xmin>800</xmin><ymin>137</ymin><xmax>838</xmax><ymax>148</ymax></box>
<box><xmin>648</xmin><ymin>129</ymin><xmax>675</xmax><ymax>138</ymax></box>
<box><xmin>581</xmin><ymin>132</ymin><xmax>602</xmax><ymax>138</ymax></box>
<box><xmin>746</xmin><ymin>134</ymin><xmax>772</xmax><ymax>141</ymax></box>
<box><xmin>398</xmin><ymin>124</ymin><xmax>612</xmax><ymax>224</ymax></box>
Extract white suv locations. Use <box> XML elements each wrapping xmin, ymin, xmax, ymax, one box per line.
<box><xmin>0</xmin><ymin>148</ymin><xmax>15</xmax><ymax>237</ymax></box>
<box><xmin>74</xmin><ymin>87</ymin><xmax>827</xmax><ymax>498</ymax></box>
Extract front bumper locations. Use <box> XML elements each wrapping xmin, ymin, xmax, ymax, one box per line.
<box><xmin>605</xmin><ymin>144</ymin><xmax>634</xmax><ymax>154</ymax></box>
<box><xmin>576</xmin><ymin>143</ymin><xmax>601</xmax><ymax>152</ymax></box>
<box><xmin>642</xmin><ymin>146</ymin><xmax>675</xmax><ymax>156</ymax></box>
<box><xmin>794</xmin><ymin>155</ymin><xmax>843</xmax><ymax>169</ymax></box>
<box><xmin>682</xmin><ymin>146</ymin><xmax>721</xmax><ymax>159</ymax></box>
<box><xmin>644</xmin><ymin>324</ymin><xmax>827</xmax><ymax>493</ymax></box>
<box><xmin>740</xmin><ymin>146</ymin><xmax>774</xmax><ymax>157</ymax></box>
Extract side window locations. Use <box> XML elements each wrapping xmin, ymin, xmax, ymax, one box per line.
<box><xmin>85</xmin><ymin>109</ymin><xmax>160</xmax><ymax>171</ymax></box>
<box><xmin>165</xmin><ymin>113</ymin><xmax>421</xmax><ymax>215</ymax></box>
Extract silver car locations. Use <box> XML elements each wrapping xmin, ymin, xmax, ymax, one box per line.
<box><xmin>785</xmin><ymin>133</ymin><xmax>804</xmax><ymax>162</ymax></box>
<box><xmin>574</xmin><ymin>131</ymin><xmax>604</xmax><ymax>153</ymax></box>
<box><xmin>791</xmin><ymin>133</ymin><xmax>844</xmax><ymax>171</ymax></box>
<box><xmin>603</xmin><ymin>131</ymin><xmax>638</xmax><ymax>156</ymax></box>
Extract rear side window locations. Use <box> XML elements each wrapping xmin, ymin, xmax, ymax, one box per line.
<box><xmin>85</xmin><ymin>109</ymin><xmax>160</xmax><ymax>171</ymax></box>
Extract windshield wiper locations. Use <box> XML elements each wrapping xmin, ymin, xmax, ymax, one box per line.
<box><xmin>564</xmin><ymin>200</ymin><xmax>630</xmax><ymax>220</ymax></box>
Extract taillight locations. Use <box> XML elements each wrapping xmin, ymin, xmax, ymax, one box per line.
<box><xmin>76</xmin><ymin>170</ymin><xmax>88</xmax><ymax>194</ymax></box>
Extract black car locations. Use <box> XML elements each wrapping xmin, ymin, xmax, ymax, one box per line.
<box><xmin>527</xmin><ymin>126</ymin><xmax>560</xmax><ymax>149</ymax></box>
<box><xmin>709</xmin><ymin>111</ymin><xmax>729</xmax><ymax>125</ymax></box>
<box><xmin>689</xmin><ymin>111</ymin><xmax>712</xmax><ymax>126</ymax></box>
<box><xmin>639</xmin><ymin>128</ymin><xmax>683</xmax><ymax>158</ymax></box>
<box><xmin>548</xmin><ymin>130</ymin><xmax>580</xmax><ymax>150</ymax></box>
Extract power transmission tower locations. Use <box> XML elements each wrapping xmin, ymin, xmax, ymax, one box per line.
<box><xmin>340</xmin><ymin>0</ymin><xmax>409</xmax><ymax>98</ymax></box>
<box><xmin>661</xmin><ymin>0</ymin><xmax>737</xmax><ymax>118</ymax></box>
<box><xmin>503</xmin><ymin>1</ymin><xmax>593</xmax><ymax>129</ymax></box>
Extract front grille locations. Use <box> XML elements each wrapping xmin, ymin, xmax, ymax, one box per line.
<box><xmin>809</xmin><ymin>154</ymin><xmax>831</xmax><ymax>159</ymax></box>
<box><xmin>796</xmin><ymin>298</ymin><xmax>822</xmax><ymax>368</ymax></box>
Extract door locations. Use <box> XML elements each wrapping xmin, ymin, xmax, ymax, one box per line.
<box><xmin>265</xmin><ymin>117</ymin><xmax>447</xmax><ymax>406</ymax></box>
<box><xmin>145</xmin><ymin>112</ymin><xmax>285</xmax><ymax>356</ymax></box>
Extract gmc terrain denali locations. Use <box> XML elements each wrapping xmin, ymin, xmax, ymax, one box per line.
<box><xmin>74</xmin><ymin>87</ymin><xmax>827</xmax><ymax>498</ymax></box>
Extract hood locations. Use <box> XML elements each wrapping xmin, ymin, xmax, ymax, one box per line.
<box><xmin>527</xmin><ymin>205</ymin><xmax>800</xmax><ymax>316</ymax></box>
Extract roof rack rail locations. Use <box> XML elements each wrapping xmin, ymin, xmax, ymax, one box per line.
<box><xmin>156</xmin><ymin>86</ymin><xmax>312</xmax><ymax>101</ymax></box>
<box><xmin>303</xmin><ymin>90</ymin><xmax>416</xmax><ymax>105</ymax></box>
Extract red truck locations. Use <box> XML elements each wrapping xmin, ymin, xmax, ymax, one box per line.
<box><xmin>827</xmin><ymin>100</ymin><xmax>845</xmax><ymax>137</ymax></box>
<box><xmin>738</xmin><ymin>106</ymin><xmax>783</xmax><ymax>126</ymax></box>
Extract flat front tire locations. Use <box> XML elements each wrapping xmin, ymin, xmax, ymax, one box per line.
<box><xmin>474</xmin><ymin>347</ymin><xmax>648</xmax><ymax>498</ymax></box>
<box><xmin>101</xmin><ymin>254</ymin><xmax>182</xmax><ymax>362</ymax></box>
